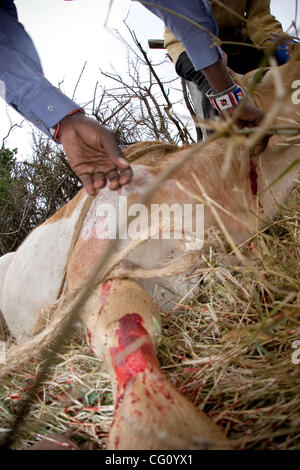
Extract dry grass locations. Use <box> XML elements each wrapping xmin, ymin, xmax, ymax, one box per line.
<box><xmin>0</xmin><ymin>183</ymin><xmax>299</xmax><ymax>450</ymax></box>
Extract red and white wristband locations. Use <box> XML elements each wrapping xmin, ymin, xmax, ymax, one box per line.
<box><xmin>206</xmin><ymin>83</ymin><xmax>244</xmax><ymax>112</ymax></box>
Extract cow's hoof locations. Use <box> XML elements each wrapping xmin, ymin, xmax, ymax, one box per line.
<box><xmin>107</xmin><ymin>370</ymin><xmax>231</xmax><ymax>450</ymax></box>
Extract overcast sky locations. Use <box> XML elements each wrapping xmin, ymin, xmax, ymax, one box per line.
<box><xmin>0</xmin><ymin>0</ymin><xmax>299</xmax><ymax>158</ymax></box>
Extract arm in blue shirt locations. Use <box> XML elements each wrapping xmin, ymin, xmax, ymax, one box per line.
<box><xmin>138</xmin><ymin>0</ymin><xmax>221</xmax><ymax>70</ymax></box>
<box><xmin>0</xmin><ymin>1</ymin><xmax>79</xmax><ymax>139</ymax></box>
<box><xmin>0</xmin><ymin>0</ymin><xmax>133</xmax><ymax>196</ymax></box>
<box><xmin>0</xmin><ymin>0</ymin><xmax>219</xmax><ymax>142</ymax></box>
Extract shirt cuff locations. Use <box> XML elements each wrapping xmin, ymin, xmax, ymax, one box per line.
<box><xmin>22</xmin><ymin>84</ymin><xmax>83</xmax><ymax>139</ymax></box>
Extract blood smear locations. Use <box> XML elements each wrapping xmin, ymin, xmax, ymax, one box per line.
<box><xmin>249</xmin><ymin>160</ymin><xmax>258</xmax><ymax>196</ymax></box>
<box><xmin>110</xmin><ymin>313</ymin><xmax>160</xmax><ymax>391</ymax></box>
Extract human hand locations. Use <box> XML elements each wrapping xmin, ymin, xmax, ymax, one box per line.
<box><xmin>223</xmin><ymin>102</ymin><xmax>270</xmax><ymax>155</ymax></box>
<box><xmin>58</xmin><ymin>113</ymin><xmax>133</xmax><ymax>196</ymax></box>
<box><xmin>270</xmin><ymin>38</ymin><xmax>298</xmax><ymax>65</ymax></box>
<box><xmin>204</xmin><ymin>58</ymin><xmax>270</xmax><ymax>155</ymax></box>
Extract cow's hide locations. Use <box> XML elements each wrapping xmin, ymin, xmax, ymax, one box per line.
<box><xmin>0</xmin><ymin>47</ymin><xmax>300</xmax><ymax>344</ymax></box>
<box><xmin>0</xmin><ymin>190</ymin><xmax>89</xmax><ymax>341</ymax></box>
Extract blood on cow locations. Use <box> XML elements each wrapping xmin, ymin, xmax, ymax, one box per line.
<box><xmin>110</xmin><ymin>313</ymin><xmax>160</xmax><ymax>393</ymax></box>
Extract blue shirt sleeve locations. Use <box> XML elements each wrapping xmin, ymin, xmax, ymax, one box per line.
<box><xmin>0</xmin><ymin>0</ymin><xmax>17</xmax><ymax>19</ymax></box>
<box><xmin>0</xmin><ymin>2</ymin><xmax>80</xmax><ymax>139</ymax></box>
<box><xmin>139</xmin><ymin>0</ymin><xmax>221</xmax><ymax>70</ymax></box>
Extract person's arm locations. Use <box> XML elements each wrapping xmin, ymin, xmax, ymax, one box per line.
<box><xmin>141</xmin><ymin>0</ymin><xmax>221</xmax><ymax>70</ymax></box>
<box><xmin>57</xmin><ymin>113</ymin><xmax>132</xmax><ymax>195</ymax></box>
<box><xmin>246</xmin><ymin>0</ymin><xmax>296</xmax><ymax>66</ymax></box>
<box><xmin>142</xmin><ymin>0</ymin><xmax>269</xmax><ymax>154</ymax></box>
<box><xmin>245</xmin><ymin>0</ymin><xmax>289</xmax><ymax>47</ymax></box>
<box><xmin>0</xmin><ymin>4</ymin><xmax>132</xmax><ymax>195</ymax></box>
<box><xmin>203</xmin><ymin>58</ymin><xmax>268</xmax><ymax>155</ymax></box>
<box><xmin>163</xmin><ymin>26</ymin><xmax>185</xmax><ymax>67</ymax></box>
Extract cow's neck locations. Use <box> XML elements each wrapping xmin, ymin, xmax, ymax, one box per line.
<box><xmin>244</xmin><ymin>49</ymin><xmax>300</xmax><ymax>125</ymax></box>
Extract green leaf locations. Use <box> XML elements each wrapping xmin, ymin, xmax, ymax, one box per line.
<box><xmin>87</xmin><ymin>390</ymin><xmax>99</xmax><ymax>406</ymax></box>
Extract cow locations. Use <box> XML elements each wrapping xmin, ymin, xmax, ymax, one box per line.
<box><xmin>0</xmin><ymin>46</ymin><xmax>299</xmax><ymax>450</ymax></box>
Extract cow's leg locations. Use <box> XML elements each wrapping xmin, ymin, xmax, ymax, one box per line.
<box><xmin>79</xmin><ymin>279</ymin><xmax>230</xmax><ymax>450</ymax></box>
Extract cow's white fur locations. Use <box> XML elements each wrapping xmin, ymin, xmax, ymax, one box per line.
<box><xmin>75</xmin><ymin>164</ymin><xmax>201</xmax><ymax>308</ymax></box>
<box><xmin>0</xmin><ymin>194</ymin><xmax>88</xmax><ymax>342</ymax></box>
